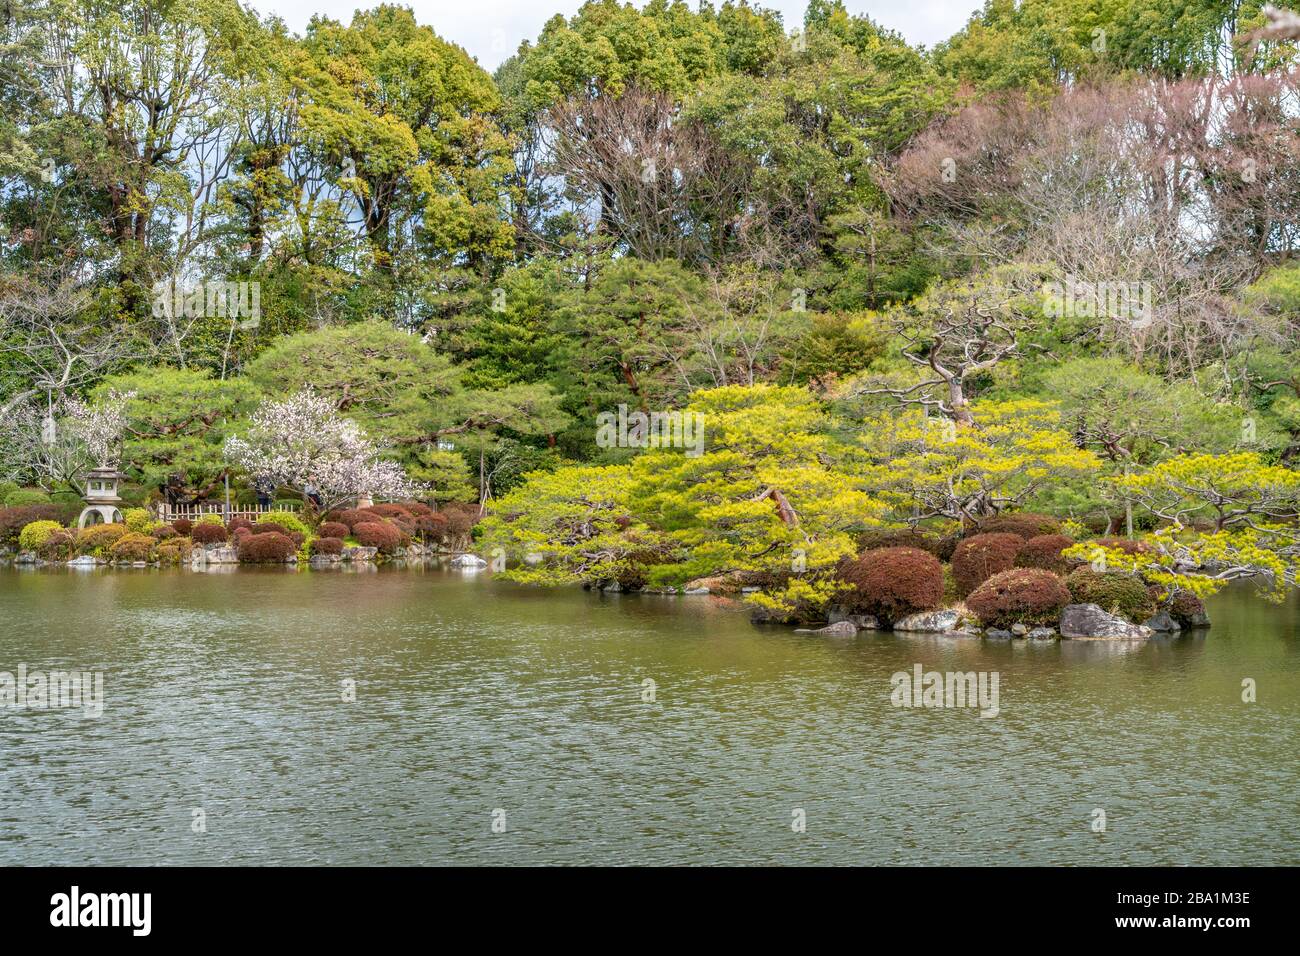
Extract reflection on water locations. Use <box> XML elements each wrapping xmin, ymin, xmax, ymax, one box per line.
<box><xmin>0</xmin><ymin>566</ymin><xmax>1296</xmax><ymax>865</ymax></box>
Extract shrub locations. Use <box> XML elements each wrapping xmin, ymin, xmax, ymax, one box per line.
<box><xmin>402</xmin><ymin>501</ymin><xmax>434</xmax><ymax>517</ymax></box>
<box><xmin>37</xmin><ymin>529</ymin><xmax>77</xmax><ymax>561</ymax></box>
<box><xmin>151</xmin><ymin>524</ymin><xmax>178</xmax><ymax>541</ymax></box>
<box><xmin>237</xmin><ymin>530</ymin><xmax>297</xmax><ymax>563</ymax></box>
<box><xmin>1092</xmin><ymin>537</ymin><xmax>1150</xmax><ymax>556</ymax></box>
<box><xmin>191</xmin><ymin>522</ymin><xmax>228</xmax><ymax>545</ymax></box>
<box><xmin>838</xmin><ymin>547</ymin><xmax>944</xmax><ymax>625</ymax></box>
<box><xmin>0</xmin><ymin>504</ymin><xmax>65</xmax><ymax>547</ymax></box>
<box><xmin>123</xmin><ymin>508</ymin><xmax>158</xmax><ymax>534</ymax></box>
<box><xmin>196</xmin><ymin>513</ymin><xmax>225</xmax><ymax>525</ymax></box>
<box><xmin>977</xmin><ymin>513</ymin><xmax>1060</xmax><ymax>539</ymax></box>
<box><xmin>173</xmin><ymin>518</ymin><xmax>193</xmax><ymax>535</ymax></box>
<box><xmin>1065</xmin><ymin>567</ymin><xmax>1155</xmax><ymax>622</ymax></box>
<box><xmin>255</xmin><ymin>510</ymin><xmax>310</xmax><ymax>536</ymax></box>
<box><xmin>856</xmin><ymin>528</ymin><xmax>941</xmax><ymax>555</ymax></box>
<box><xmin>250</xmin><ymin>522</ymin><xmax>303</xmax><ymax>548</ymax></box>
<box><xmin>3</xmin><ymin>488</ymin><xmax>51</xmax><ymax>507</ymax></box>
<box><xmin>18</xmin><ymin>520</ymin><xmax>64</xmax><ymax>552</ymax></box>
<box><xmin>327</xmin><ymin>509</ymin><xmax>369</xmax><ymax>531</ymax></box>
<box><xmin>318</xmin><ymin>521</ymin><xmax>350</xmax><ymax>540</ymax></box>
<box><xmin>156</xmin><ymin>536</ymin><xmax>192</xmax><ymax>564</ymax></box>
<box><xmin>109</xmin><ymin>532</ymin><xmax>157</xmax><ymax>562</ymax></box>
<box><xmin>951</xmin><ymin>533</ymin><xmax>1024</xmax><ymax>596</ymax></box>
<box><xmin>311</xmin><ymin>536</ymin><xmax>344</xmax><ymax>555</ymax></box>
<box><xmin>1168</xmin><ymin>590</ymin><xmax>1207</xmax><ymax>626</ymax></box>
<box><xmin>363</xmin><ymin>503</ymin><xmax>412</xmax><ymax>521</ymax></box>
<box><xmin>440</xmin><ymin>503</ymin><xmax>479</xmax><ymax>539</ymax></box>
<box><xmin>353</xmin><ymin>521</ymin><xmax>402</xmax><ymax>553</ymax></box>
<box><xmin>76</xmin><ymin>523</ymin><xmax>128</xmax><ymax>555</ymax></box>
<box><xmin>227</xmin><ymin>516</ymin><xmax>253</xmax><ymax>533</ymax></box>
<box><xmin>1015</xmin><ymin>534</ymin><xmax>1077</xmax><ymax>574</ymax></box>
<box><xmin>413</xmin><ymin>511</ymin><xmax>448</xmax><ymax>543</ymax></box>
<box><xmin>967</xmin><ymin>568</ymin><xmax>1072</xmax><ymax>628</ymax></box>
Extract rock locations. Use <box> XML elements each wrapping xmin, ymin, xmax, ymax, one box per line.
<box><xmin>893</xmin><ymin>609</ymin><xmax>960</xmax><ymax>633</ymax></box>
<box><xmin>14</xmin><ymin>551</ymin><xmax>40</xmax><ymax>565</ymax></box>
<box><xmin>1143</xmin><ymin>610</ymin><xmax>1181</xmax><ymax>632</ymax></box>
<box><xmin>191</xmin><ymin>544</ymin><xmax>239</xmax><ymax>566</ymax></box>
<box><xmin>309</xmin><ymin>554</ymin><xmax>341</xmax><ymax>568</ymax></box>
<box><xmin>642</xmin><ymin>586</ymin><xmax>678</xmax><ymax>595</ymax></box>
<box><xmin>828</xmin><ymin>606</ymin><xmax>881</xmax><ymax>630</ymax></box>
<box><xmin>1028</xmin><ymin>627</ymin><xmax>1057</xmax><ymax>641</ymax></box>
<box><xmin>985</xmin><ymin>628</ymin><xmax>1013</xmax><ymax>640</ymax></box>
<box><xmin>795</xmin><ymin>621</ymin><xmax>857</xmax><ymax>635</ymax></box>
<box><xmin>449</xmin><ymin>553</ymin><xmax>487</xmax><ymax>568</ymax></box>
<box><xmin>741</xmin><ymin>586</ymin><xmax>761</xmax><ymax>594</ymax></box>
<box><xmin>682</xmin><ymin>586</ymin><xmax>710</xmax><ymax>595</ymax></box>
<box><xmin>683</xmin><ymin>574</ymin><xmax>743</xmax><ymax>595</ymax></box>
<box><xmin>1060</xmin><ymin>603</ymin><xmax>1153</xmax><ymax>640</ymax></box>
<box><xmin>343</xmin><ymin>546</ymin><xmax>379</xmax><ymax>563</ymax></box>
<box><xmin>602</xmin><ymin>580</ymin><xmax>623</xmax><ymax>592</ymax></box>
<box><xmin>66</xmin><ymin>555</ymin><xmax>102</xmax><ymax>568</ymax></box>
<box><xmin>1010</xmin><ymin>623</ymin><xmax>1029</xmax><ymax>637</ymax></box>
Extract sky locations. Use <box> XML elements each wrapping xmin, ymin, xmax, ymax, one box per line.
<box><xmin>246</xmin><ymin>0</ymin><xmax>979</xmax><ymax>71</ymax></box>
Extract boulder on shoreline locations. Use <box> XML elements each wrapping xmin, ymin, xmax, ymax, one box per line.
<box><xmin>893</xmin><ymin>609</ymin><xmax>960</xmax><ymax>633</ymax></box>
<box><xmin>1060</xmin><ymin>603</ymin><xmax>1153</xmax><ymax>640</ymax></box>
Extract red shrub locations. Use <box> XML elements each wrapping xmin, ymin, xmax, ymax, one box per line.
<box><xmin>977</xmin><ymin>513</ymin><xmax>1060</xmax><ymax>539</ymax></box>
<box><xmin>227</xmin><ymin>516</ymin><xmax>253</xmax><ymax>533</ymax></box>
<box><xmin>838</xmin><ymin>547</ymin><xmax>945</xmax><ymax>625</ymax></box>
<box><xmin>191</xmin><ymin>522</ymin><xmax>228</xmax><ymax>544</ymax></box>
<box><xmin>311</xmin><ymin>536</ymin><xmax>344</xmax><ymax>555</ymax></box>
<box><xmin>0</xmin><ymin>504</ymin><xmax>66</xmax><ymax>547</ymax></box>
<box><xmin>353</xmin><ymin>521</ymin><xmax>401</xmax><ymax>554</ymax></box>
<box><xmin>413</xmin><ymin>511</ymin><xmax>449</xmax><ymax>542</ymax></box>
<box><xmin>173</xmin><ymin>518</ymin><xmax>193</xmax><ymax>535</ymax></box>
<box><xmin>1015</xmin><ymin>534</ymin><xmax>1076</xmax><ymax>574</ymax></box>
<box><xmin>952</xmin><ymin>532</ymin><xmax>1024</xmax><ymax>596</ymax></box>
<box><xmin>318</xmin><ymin>521</ymin><xmax>350</xmax><ymax>540</ymax></box>
<box><xmin>856</xmin><ymin>528</ymin><xmax>942</xmax><ymax>555</ymax></box>
<box><xmin>151</xmin><ymin>524</ymin><xmax>179</xmax><ymax>541</ymax></box>
<box><xmin>402</xmin><ymin>501</ymin><xmax>433</xmax><ymax>518</ymax></box>
<box><xmin>440</xmin><ymin>503</ymin><xmax>479</xmax><ymax>538</ymax></box>
<box><xmin>966</xmin><ymin>568</ymin><xmax>1072</xmax><ymax>628</ymax></box>
<box><xmin>237</xmin><ymin>531</ymin><xmax>297</xmax><ymax>563</ymax></box>
<box><xmin>328</xmin><ymin>509</ymin><xmax>369</xmax><ymax>531</ymax></box>
<box><xmin>363</xmin><ymin>503</ymin><xmax>412</xmax><ymax>521</ymax></box>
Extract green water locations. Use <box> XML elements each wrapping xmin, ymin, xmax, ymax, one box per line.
<box><xmin>0</xmin><ymin>564</ymin><xmax>1296</xmax><ymax>865</ymax></box>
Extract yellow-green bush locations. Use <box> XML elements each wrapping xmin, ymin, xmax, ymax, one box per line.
<box><xmin>109</xmin><ymin>532</ymin><xmax>157</xmax><ymax>562</ymax></box>
<box><xmin>18</xmin><ymin>520</ymin><xmax>64</xmax><ymax>551</ymax></box>
<box><xmin>256</xmin><ymin>510</ymin><xmax>310</xmax><ymax>536</ymax></box>
<box><xmin>124</xmin><ymin>508</ymin><xmax>160</xmax><ymax>534</ymax></box>
<box><xmin>76</xmin><ymin>523</ymin><xmax>129</xmax><ymax>555</ymax></box>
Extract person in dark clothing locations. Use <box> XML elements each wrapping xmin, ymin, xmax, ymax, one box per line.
<box><xmin>255</xmin><ymin>476</ymin><xmax>275</xmax><ymax>509</ymax></box>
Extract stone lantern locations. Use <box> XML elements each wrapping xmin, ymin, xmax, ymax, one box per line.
<box><xmin>78</xmin><ymin>466</ymin><xmax>126</xmax><ymax>528</ymax></box>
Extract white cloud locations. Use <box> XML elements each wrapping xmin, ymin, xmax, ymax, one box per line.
<box><xmin>246</xmin><ymin>0</ymin><xmax>978</xmax><ymax>71</ymax></box>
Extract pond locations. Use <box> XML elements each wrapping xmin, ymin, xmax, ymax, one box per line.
<box><xmin>0</xmin><ymin>564</ymin><xmax>1296</xmax><ymax>865</ymax></box>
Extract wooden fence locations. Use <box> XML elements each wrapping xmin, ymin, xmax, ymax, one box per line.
<box><xmin>157</xmin><ymin>502</ymin><xmax>300</xmax><ymax>524</ymax></box>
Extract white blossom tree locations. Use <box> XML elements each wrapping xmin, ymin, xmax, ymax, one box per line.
<box><xmin>0</xmin><ymin>390</ymin><xmax>134</xmax><ymax>492</ymax></box>
<box><xmin>223</xmin><ymin>389</ymin><xmax>422</xmax><ymax>513</ymax></box>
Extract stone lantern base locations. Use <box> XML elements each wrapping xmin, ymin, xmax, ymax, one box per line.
<box><xmin>78</xmin><ymin>504</ymin><xmax>123</xmax><ymax>529</ymax></box>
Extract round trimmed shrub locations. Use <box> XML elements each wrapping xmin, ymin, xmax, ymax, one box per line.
<box><xmin>1168</xmin><ymin>589</ymin><xmax>1208</xmax><ymax>627</ymax></box>
<box><xmin>75</xmin><ymin>523</ymin><xmax>128</xmax><ymax>555</ymax></box>
<box><xmin>977</xmin><ymin>513</ymin><xmax>1061</xmax><ymax>539</ymax></box>
<box><xmin>856</xmin><ymin>528</ymin><xmax>941</xmax><ymax>556</ymax></box>
<box><xmin>151</xmin><ymin>524</ymin><xmax>178</xmax><ymax>541</ymax></box>
<box><xmin>318</xmin><ymin>521</ymin><xmax>350</xmax><ymax>540</ymax></box>
<box><xmin>838</xmin><ymin>546</ymin><xmax>945</xmax><ymax>625</ymax></box>
<box><xmin>1015</xmin><ymin>534</ymin><xmax>1077</xmax><ymax>574</ymax></box>
<box><xmin>156</xmin><ymin>536</ymin><xmax>191</xmax><ymax>564</ymax></box>
<box><xmin>327</xmin><ymin>509</ymin><xmax>369</xmax><ymax>531</ymax></box>
<box><xmin>237</xmin><ymin>531</ymin><xmax>297</xmax><ymax>563</ymax></box>
<box><xmin>353</xmin><ymin>521</ymin><xmax>402</xmax><ymax>554</ymax></box>
<box><xmin>109</xmin><ymin>532</ymin><xmax>157</xmax><ymax>562</ymax></box>
<box><xmin>967</xmin><ymin>568</ymin><xmax>1072</xmax><ymax>628</ymax></box>
<box><xmin>196</xmin><ymin>513</ymin><xmax>224</xmax><ymax>526</ymax></box>
<box><xmin>1065</xmin><ymin>567</ymin><xmax>1154</xmax><ymax>622</ymax></box>
<box><xmin>173</xmin><ymin>518</ymin><xmax>193</xmax><ymax>535</ymax></box>
<box><xmin>37</xmin><ymin>529</ymin><xmax>76</xmax><ymax>561</ymax></box>
<box><xmin>18</xmin><ymin>519</ymin><xmax>64</xmax><ymax>552</ymax></box>
<box><xmin>952</xmin><ymin>532</ymin><xmax>1024</xmax><ymax>597</ymax></box>
<box><xmin>191</xmin><ymin>522</ymin><xmax>228</xmax><ymax>545</ymax></box>
<box><xmin>227</xmin><ymin>516</ymin><xmax>253</xmax><ymax>533</ymax></box>
<box><xmin>413</xmin><ymin>511</ymin><xmax>448</xmax><ymax>543</ymax></box>
<box><xmin>256</xmin><ymin>510</ymin><xmax>311</xmax><ymax>536</ymax></box>
<box><xmin>311</xmin><ymin>536</ymin><xmax>344</xmax><ymax>556</ymax></box>
<box><xmin>4</xmin><ymin>488</ymin><xmax>52</xmax><ymax>507</ymax></box>
<box><xmin>1</xmin><ymin>504</ymin><xmax>66</xmax><ymax>547</ymax></box>
<box><xmin>123</xmin><ymin>508</ymin><xmax>157</xmax><ymax>534</ymax></box>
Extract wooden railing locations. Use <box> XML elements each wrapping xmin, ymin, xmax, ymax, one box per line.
<box><xmin>157</xmin><ymin>502</ymin><xmax>299</xmax><ymax>523</ymax></box>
